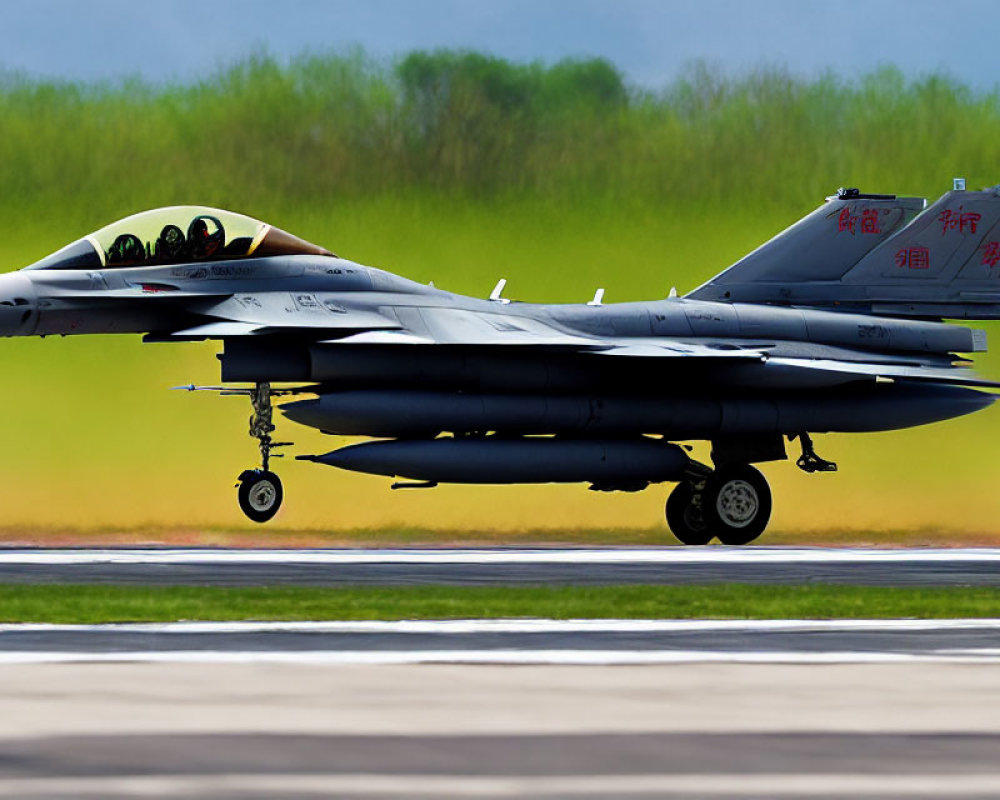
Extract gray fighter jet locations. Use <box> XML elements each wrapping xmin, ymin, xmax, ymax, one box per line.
<box><xmin>2</xmin><ymin>182</ymin><xmax>998</xmax><ymax>544</ymax></box>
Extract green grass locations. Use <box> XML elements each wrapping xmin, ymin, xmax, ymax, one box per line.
<box><xmin>7</xmin><ymin>584</ymin><xmax>1000</xmax><ymax>623</ymax></box>
<box><xmin>3</xmin><ymin>525</ymin><xmax>996</xmax><ymax>548</ymax></box>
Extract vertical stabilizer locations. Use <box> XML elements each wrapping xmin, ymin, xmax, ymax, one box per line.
<box><xmin>837</xmin><ymin>186</ymin><xmax>1000</xmax><ymax>317</ymax></box>
<box><xmin>687</xmin><ymin>189</ymin><xmax>926</xmax><ymax>303</ymax></box>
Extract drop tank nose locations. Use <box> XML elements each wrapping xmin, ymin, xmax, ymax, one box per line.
<box><xmin>0</xmin><ymin>272</ymin><xmax>38</xmax><ymax>336</ymax></box>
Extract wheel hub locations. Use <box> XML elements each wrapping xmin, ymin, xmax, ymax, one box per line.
<box><xmin>715</xmin><ymin>479</ymin><xmax>758</xmax><ymax>528</ymax></box>
<box><xmin>248</xmin><ymin>480</ymin><xmax>276</xmax><ymax>512</ymax></box>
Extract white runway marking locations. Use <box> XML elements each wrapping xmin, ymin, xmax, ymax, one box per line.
<box><xmin>2</xmin><ymin>619</ymin><xmax>999</xmax><ymax>664</ymax></box>
<box><xmin>0</xmin><ymin>649</ymin><xmax>999</xmax><ymax>666</ymax></box>
<box><xmin>4</xmin><ymin>546</ymin><xmax>1000</xmax><ymax>564</ymax></box>
<box><xmin>4</xmin><ymin>617</ymin><xmax>1000</xmax><ymax>634</ymax></box>
<box><xmin>3</xmin><ymin>773</ymin><xmax>1000</xmax><ymax>797</ymax></box>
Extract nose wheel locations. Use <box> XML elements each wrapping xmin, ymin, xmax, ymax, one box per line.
<box><xmin>235</xmin><ymin>382</ymin><xmax>292</xmax><ymax>523</ymax></box>
<box><xmin>237</xmin><ymin>469</ymin><xmax>284</xmax><ymax>523</ymax></box>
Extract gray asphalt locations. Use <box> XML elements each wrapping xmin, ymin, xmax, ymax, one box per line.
<box><xmin>3</xmin><ymin>732</ymin><xmax>1000</xmax><ymax>799</ymax></box>
<box><xmin>4</xmin><ymin>623</ymin><xmax>1000</xmax><ymax>657</ymax></box>
<box><xmin>1</xmin><ymin>731</ymin><xmax>996</xmax><ymax>777</ymax></box>
<box><xmin>4</xmin><ymin>660</ymin><xmax>1000</xmax><ymax>799</ymax></box>
<box><xmin>3</xmin><ymin>546</ymin><xmax>1000</xmax><ymax>586</ymax></box>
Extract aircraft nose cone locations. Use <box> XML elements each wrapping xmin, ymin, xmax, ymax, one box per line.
<box><xmin>0</xmin><ymin>272</ymin><xmax>37</xmax><ymax>337</ymax></box>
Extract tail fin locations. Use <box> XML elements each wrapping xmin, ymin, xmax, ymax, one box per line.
<box><xmin>690</xmin><ymin>184</ymin><xmax>1000</xmax><ymax>320</ymax></box>
<box><xmin>687</xmin><ymin>189</ymin><xmax>925</xmax><ymax>303</ymax></box>
<box><xmin>840</xmin><ymin>186</ymin><xmax>1000</xmax><ymax>318</ymax></box>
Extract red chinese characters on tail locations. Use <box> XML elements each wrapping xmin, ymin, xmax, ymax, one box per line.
<box><xmin>895</xmin><ymin>246</ymin><xmax>930</xmax><ymax>270</ymax></box>
<box><xmin>939</xmin><ymin>207</ymin><xmax>982</xmax><ymax>235</ymax></box>
<box><xmin>838</xmin><ymin>207</ymin><xmax>882</xmax><ymax>235</ymax></box>
<box><xmin>861</xmin><ymin>209</ymin><xmax>881</xmax><ymax>234</ymax></box>
<box><xmin>982</xmin><ymin>241</ymin><xmax>1000</xmax><ymax>268</ymax></box>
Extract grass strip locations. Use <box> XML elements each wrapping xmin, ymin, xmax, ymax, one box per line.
<box><xmin>3</xmin><ymin>526</ymin><xmax>995</xmax><ymax>548</ymax></box>
<box><xmin>3</xmin><ymin>584</ymin><xmax>1000</xmax><ymax>623</ymax></box>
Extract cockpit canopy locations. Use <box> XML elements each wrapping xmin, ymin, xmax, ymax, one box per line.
<box><xmin>26</xmin><ymin>206</ymin><xmax>335</xmax><ymax>270</ymax></box>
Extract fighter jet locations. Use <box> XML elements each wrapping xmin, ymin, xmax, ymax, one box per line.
<box><xmin>2</xmin><ymin>183</ymin><xmax>998</xmax><ymax>544</ymax></box>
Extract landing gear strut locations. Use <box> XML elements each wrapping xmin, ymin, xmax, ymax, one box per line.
<box><xmin>666</xmin><ymin>464</ymin><xmax>772</xmax><ymax>546</ymax></box>
<box><xmin>236</xmin><ymin>382</ymin><xmax>291</xmax><ymax>523</ymax></box>
<box><xmin>791</xmin><ymin>432</ymin><xmax>838</xmax><ymax>473</ymax></box>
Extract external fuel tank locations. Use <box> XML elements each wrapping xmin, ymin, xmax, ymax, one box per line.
<box><xmin>303</xmin><ymin>437</ymin><xmax>691</xmax><ymax>486</ymax></box>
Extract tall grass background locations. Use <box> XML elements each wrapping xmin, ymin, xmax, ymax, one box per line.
<box><xmin>0</xmin><ymin>50</ymin><xmax>998</xmax><ymax>537</ymax></box>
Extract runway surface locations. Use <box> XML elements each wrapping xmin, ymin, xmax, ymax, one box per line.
<box><xmin>4</xmin><ymin>662</ymin><xmax>1000</xmax><ymax>798</ymax></box>
<box><xmin>6</xmin><ymin>732</ymin><xmax>1000</xmax><ymax>798</ymax></box>
<box><xmin>4</xmin><ymin>550</ymin><xmax>1000</xmax><ymax>797</ymax></box>
<box><xmin>4</xmin><ymin>546</ymin><xmax>1000</xmax><ymax>586</ymax></box>
<box><xmin>4</xmin><ymin>618</ymin><xmax>1000</xmax><ymax>664</ymax></box>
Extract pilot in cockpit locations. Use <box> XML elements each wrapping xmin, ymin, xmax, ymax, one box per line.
<box><xmin>154</xmin><ymin>225</ymin><xmax>185</xmax><ymax>262</ymax></box>
<box><xmin>106</xmin><ymin>233</ymin><xmax>146</xmax><ymax>265</ymax></box>
<box><xmin>187</xmin><ymin>216</ymin><xmax>225</xmax><ymax>259</ymax></box>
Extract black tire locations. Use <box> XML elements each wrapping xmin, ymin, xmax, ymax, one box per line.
<box><xmin>665</xmin><ymin>481</ymin><xmax>714</xmax><ymax>545</ymax></box>
<box><xmin>702</xmin><ymin>464</ymin><xmax>771</xmax><ymax>546</ymax></box>
<box><xmin>237</xmin><ymin>470</ymin><xmax>283</xmax><ymax>523</ymax></box>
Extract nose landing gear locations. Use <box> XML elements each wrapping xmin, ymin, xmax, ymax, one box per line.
<box><xmin>235</xmin><ymin>382</ymin><xmax>292</xmax><ymax>523</ymax></box>
<box><xmin>237</xmin><ymin>468</ymin><xmax>283</xmax><ymax>523</ymax></box>
<box><xmin>177</xmin><ymin>381</ymin><xmax>302</xmax><ymax>523</ymax></box>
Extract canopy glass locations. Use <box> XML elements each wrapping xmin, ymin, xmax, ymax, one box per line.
<box><xmin>27</xmin><ymin>206</ymin><xmax>334</xmax><ymax>270</ymax></box>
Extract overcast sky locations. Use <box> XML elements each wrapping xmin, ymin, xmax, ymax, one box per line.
<box><xmin>0</xmin><ymin>0</ymin><xmax>994</xmax><ymax>90</ymax></box>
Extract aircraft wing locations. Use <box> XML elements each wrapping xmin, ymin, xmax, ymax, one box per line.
<box><xmin>172</xmin><ymin>300</ymin><xmax>595</xmax><ymax>343</ymax></box>
<box><xmin>403</xmin><ymin>308</ymin><xmax>602</xmax><ymax>347</ymax></box>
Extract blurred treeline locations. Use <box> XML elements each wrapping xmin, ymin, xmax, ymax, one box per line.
<box><xmin>2</xmin><ymin>49</ymin><xmax>1000</xmax><ymax>223</ymax></box>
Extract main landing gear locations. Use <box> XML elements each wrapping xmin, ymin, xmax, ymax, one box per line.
<box><xmin>236</xmin><ymin>382</ymin><xmax>292</xmax><ymax>523</ymax></box>
<box><xmin>666</xmin><ymin>464</ymin><xmax>772</xmax><ymax>546</ymax></box>
<box><xmin>665</xmin><ymin>433</ymin><xmax>836</xmax><ymax>546</ymax></box>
